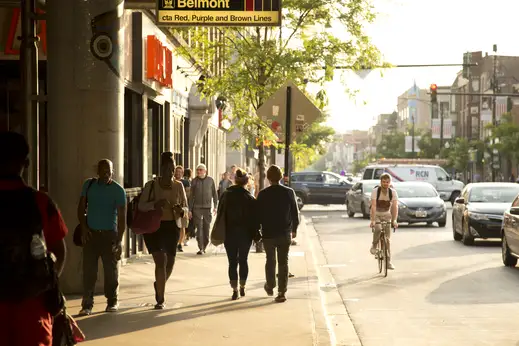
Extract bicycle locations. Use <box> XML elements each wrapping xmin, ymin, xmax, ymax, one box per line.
<box><xmin>373</xmin><ymin>221</ymin><xmax>395</xmax><ymax>277</ymax></box>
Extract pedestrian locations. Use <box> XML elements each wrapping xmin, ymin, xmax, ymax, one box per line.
<box><xmin>257</xmin><ymin>165</ymin><xmax>300</xmax><ymax>303</ymax></box>
<box><xmin>0</xmin><ymin>131</ymin><xmax>68</xmax><ymax>345</ymax></box>
<box><xmin>183</xmin><ymin>168</ymin><xmax>194</xmax><ymax>244</ymax></box>
<box><xmin>229</xmin><ymin>165</ymin><xmax>237</xmax><ymax>184</ymax></box>
<box><xmin>138</xmin><ymin>152</ymin><xmax>187</xmax><ymax>309</ymax></box>
<box><xmin>218</xmin><ymin>171</ymin><xmax>232</xmax><ymax>198</ymax></box>
<box><xmin>215</xmin><ymin>168</ymin><xmax>260</xmax><ymax>300</ymax></box>
<box><xmin>78</xmin><ymin>159</ymin><xmax>127</xmax><ymax>316</ymax></box>
<box><xmin>189</xmin><ymin>164</ymin><xmax>218</xmax><ymax>255</ymax></box>
<box><xmin>174</xmin><ymin>165</ymin><xmax>190</xmax><ymax>253</ymax></box>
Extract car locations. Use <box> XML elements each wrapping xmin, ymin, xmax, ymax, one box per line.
<box><xmin>452</xmin><ymin>183</ymin><xmax>519</xmax><ymax>245</ymax></box>
<box><xmin>362</xmin><ymin>164</ymin><xmax>464</xmax><ymax>205</ymax></box>
<box><xmin>392</xmin><ymin>181</ymin><xmax>447</xmax><ymax>227</ymax></box>
<box><xmin>501</xmin><ymin>195</ymin><xmax>519</xmax><ymax>267</ymax></box>
<box><xmin>346</xmin><ymin>180</ymin><xmax>379</xmax><ymax>219</ymax></box>
<box><xmin>291</xmin><ymin>171</ymin><xmax>353</xmax><ymax>210</ymax></box>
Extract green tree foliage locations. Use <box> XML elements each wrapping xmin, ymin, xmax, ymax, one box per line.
<box><xmin>172</xmin><ymin>0</ymin><xmax>384</xmax><ymax>188</ymax></box>
<box><xmin>448</xmin><ymin>137</ymin><xmax>471</xmax><ymax>172</ymax></box>
<box><xmin>376</xmin><ymin>131</ymin><xmax>408</xmax><ymax>158</ymax></box>
<box><xmin>487</xmin><ymin>113</ymin><xmax>519</xmax><ymax>162</ymax></box>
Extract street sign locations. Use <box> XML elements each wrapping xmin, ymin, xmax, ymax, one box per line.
<box><xmin>257</xmin><ymin>80</ymin><xmax>321</xmax><ymax>142</ymax></box>
<box><xmin>156</xmin><ymin>0</ymin><xmax>281</xmax><ymax>26</ymax></box>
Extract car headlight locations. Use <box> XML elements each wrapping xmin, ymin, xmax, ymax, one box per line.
<box><xmin>398</xmin><ymin>202</ymin><xmax>407</xmax><ymax>209</ymax></box>
<box><xmin>468</xmin><ymin>212</ymin><xmax>489</xmax><ymax>221</ymax></box>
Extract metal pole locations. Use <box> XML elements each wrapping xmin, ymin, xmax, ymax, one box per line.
<box><xmin>440</xmin><ymin>103</ymin><xmax>444</xmax><ymax>155</ymax></box>
<box><xmin>411</xmin><ymin>118</ymin><xmax>415</xmax><ymax>157</ymax></box>
<box><xmin>20</xmin><ymin>0</ymin><xmax>39</xmax><ymax>188</ymax></box>
<box><xmin>284</xmin><ymin>86</ymin><xmax>292</xmax><ymax>186</ymax></box>
<box><xmin>491</xmin><ymin>47</ymin><xmax>497</xmax><ymax>182</ymax></box>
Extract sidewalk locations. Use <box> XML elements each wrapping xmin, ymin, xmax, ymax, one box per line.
<box><xmin>69</xmin><ymin>218</ymin><xmax>331</xmax><ymax>346</ymax></box>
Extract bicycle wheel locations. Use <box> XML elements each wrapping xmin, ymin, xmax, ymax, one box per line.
<box><xmin>382</xmin><ymin>235</ymin><xmax>389</xmax><ymax>277</ymax></box>
<box><xmin>377</xmin><ymin>237</ymin><xmax>383</xmax><ymax>273</ymax></box>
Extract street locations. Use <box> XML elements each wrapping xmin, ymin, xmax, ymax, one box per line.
<box><xmin>304</xmin><ymin>204</ymin><xmax>519</xmax><ymax>346</ymax></box>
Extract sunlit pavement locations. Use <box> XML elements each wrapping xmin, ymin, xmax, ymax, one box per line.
<box><xmin>305</xmin><ymin>205</ymin><xmax>519</xmax><ymax>346</ymax></box>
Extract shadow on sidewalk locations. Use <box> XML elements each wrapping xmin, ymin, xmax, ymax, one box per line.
<box><xmin>77</xmin><ymin>296</ymin><xmax>271</xmax><ymax>341</ymax></box>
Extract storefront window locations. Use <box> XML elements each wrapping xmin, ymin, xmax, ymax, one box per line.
<box><xmin>147</xmin><ymin>100</ymin><xmax>163</xmax><ymax>180</ymax></box>
<box><xmin>124</xmin><ymin>89</ymin><xmax>143</xmax><ymax>188</ymax></box>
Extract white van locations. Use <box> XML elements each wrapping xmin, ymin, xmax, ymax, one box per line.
<box><xmin>362</xmin><ymin>164</ymin><xmax>464</xmax><ymax>204</ymax></box>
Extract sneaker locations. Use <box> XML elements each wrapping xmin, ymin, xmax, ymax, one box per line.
<box><xmin>197</xmin><ymin>250</ymin><xmax>203</xmax><ymax>255</ymax></box>
<box><xmin>388</xmin><ymin>262</ymin><xmax>395</xmax><ymax>270</ymax></box>
<box><xmin>184</xmin><ymin>240</ymin><xmax>189</xmax><ymax>246</ymax></box>
<box><xmin>264</xmin><ymin>283</ymin><xmax>274</xmax><ymax>297</ymax></box>
<box><xmin>275</xmin><ymin>294</ymin><xmax>287</xmax><ymax>303</ymax></box>
<box><xmin>239</xmin><ymin>287</ymin><xmax>246</xmax><ymax>297</ymax></box>
<box><xmin>177</xmin><ymin>244</ymin><xmax>184</xmax><ymax>252</ymax></box>
<box><xmin>231</xmin><ymin>290</ymin><xmax>239</xmax><ymax>301</ymax></box>
<box><xmin>370</xmin><ymin>246</ymin><xmax>377</xmax><ymax>255</ymax></box>
<box><xmin>154</xmin><ymin>302</ymin><xmax>166</xmax><ymax>310</ymax></box>
<box><xmin>78</xmin><ymin>308</ymin><xmax>92</xmax><ymax>316</ymax></box>
<box><xmin>105</xmin><ymin>303</ymin><xmax>119</xmax><ymax>312</ymax></box>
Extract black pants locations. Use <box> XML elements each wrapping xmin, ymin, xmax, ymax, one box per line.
<box><xmin>263</xmin><ymin>235</ymin><xmax>291</xmax><ymax>293</ymax></box>
<box><xmin>224</xmin><ymin>234</ymin><xmax>252</xmax><ymax>286</ymax></box>
<box><xmin>82</xmin><ymin>231</ymin><xmax>119</xmax><ymax>309</ymax></box>
<box><xmin>143</xmin><ymin>221</ymin><xmax>180</xmax><ymax>254</ymax></box>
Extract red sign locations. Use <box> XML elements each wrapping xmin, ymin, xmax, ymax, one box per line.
<box><xmin>5</xmin><ymin>8</ymin><xmax>47</xmax><ymax>55</ymax></box>
<box><xmin>146</xmin><ymin>35</ymin><xmax>172</xmax><ymax>88</ymax></box>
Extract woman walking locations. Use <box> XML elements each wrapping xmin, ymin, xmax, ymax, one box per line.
<box><xmin>216</xmin><ymin>168</ymin><xmax>259</xmax><ymax>300</ymax></box>
<box><xmin>138</xmin><ymin>152</ymin><xmax>187</xmax><ymax>309</ymax></box>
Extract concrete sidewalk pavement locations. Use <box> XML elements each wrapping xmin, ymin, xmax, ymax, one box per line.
<box><xmin>68</xmin><ymin>219</ymin><xmax>331</xmax><ymax>346</ymax></box>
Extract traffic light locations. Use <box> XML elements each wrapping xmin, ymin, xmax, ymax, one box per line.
<box><xmin>430</xmin><ymin>84</ymin><xmax>438</xmax><ymax>103</ymax></box>
<box><xmin>462</xmin><ymin>52</ymin><xmax>472</xmax><ymax>79</ymax></box>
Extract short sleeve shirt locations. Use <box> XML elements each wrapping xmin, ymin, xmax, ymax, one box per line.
<box><xmin>81</xmin><ymin>179</ymin><xmax>126</xmax><ymax>231</ymax></box>
<box><xmin>371</xmin><ymin>187</ymin><xmax>398</xmax><ymax>213</ymax></box>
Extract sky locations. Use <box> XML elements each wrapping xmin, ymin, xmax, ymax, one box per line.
<box><xmin>324</xmin><ymin>0</ymin><xmax>519</xmax><ymax>133</ymax></box>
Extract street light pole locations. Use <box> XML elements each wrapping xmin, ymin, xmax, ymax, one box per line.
<box><xmin>491</xmin><ymin>44</ymin><xmax>498</xmax><ymax>182</ymax></box>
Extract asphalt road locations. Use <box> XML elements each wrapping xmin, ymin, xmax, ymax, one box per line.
<box><xmin>304</xmin><ymin>205</ymin><xmax>519</xmax><ymax>346</ymax></box>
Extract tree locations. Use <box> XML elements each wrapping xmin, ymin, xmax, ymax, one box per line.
<box><xmin>487</xmin><ymin>113</ymin><xmax>519</xmax><ymax>164</ymax></box>
<box><xmin>417</xmin><ymin>130</ymin><xmax>441</xmax><ymax>159</ymax></box>
<box><xmin>173</xmin><ymin>1</ymin><xmax>384</xmax><ymax>188</ymax></box>
<box><xmin>377</xmin><ymin>131</ymin><xmax>409</xmax><ymax>158</ymax></box>
<box><xmin>299</xmin><ymin>121</ymin><xmax>335</xmax><ymax>155</ymax></box>
<box><xmin>448</xmin><ymin>137</ymin><xmax>470</xmax><ymax>172</ymax></box>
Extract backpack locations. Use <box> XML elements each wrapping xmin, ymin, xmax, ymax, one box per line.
<box><xmin>375</xmin><ymin>186</ymin><xmax>393</xmax><ymax>201</ymax></box>
<box><xmin>0</xmin><ymin>188</ymin><xmax>56</xmax><ymax>302</ymax></box>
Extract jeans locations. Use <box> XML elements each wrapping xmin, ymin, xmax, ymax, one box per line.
<box><xmin>193</xmin><ymin>207</ymin><xmax>212</xmax><ymax>251</ymax></box>
<box><xmin>263</xmin><ymin>234</ymin><xmax>291</xmax><ymax>293</ymax></box>
<box><xmin>372</xmin><ymin>213</ymin><xmax>392</xmax><ymax>259</ymax></box>
<box><xmin>224</xmin><ymin>234</ymin><xmax>252</xmax><ymax>287</ymax></box>
<box><xmin>82</xmin><ymin>231</ymin><xmax>119</xmax><ymax>309</ymax></box>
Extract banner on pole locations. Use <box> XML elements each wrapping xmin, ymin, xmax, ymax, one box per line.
<box><xmin>443</xmin><ymin>119</ymin><xmax>452</xmax><ymax>139</ymax></box>
<box><xmin>431</xmin><ymin>119</ymin><xmax>441</xmax><ymax>139</ymax></box>
<box><xmin>405</xmin><ymin>136</ymin><xmax>421</xmax><ymax>153</ymax></box>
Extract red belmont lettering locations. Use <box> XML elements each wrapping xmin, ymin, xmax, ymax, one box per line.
<box><xmin>146</xmin><ymin>35</ymin><xmax>172</xmax><ymax>88</ymax></box>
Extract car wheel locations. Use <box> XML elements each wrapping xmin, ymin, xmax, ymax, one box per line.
<box><xmin>461</xmin><ymin>218</ymin><xmax>474</xmax><ymax>245</ymax></box>
<box><xmin>450</xmin><ymin>191</ymin><xmax>460</xmax><ymax>206</ymax></box>
<box><xmin>296</xmin><ymin>193</ymin><xmax>305</xmax><ymax>211</ymax></box>
<box><xmin>438</xmin><ymin>219</ymin><xmax>447</xmax><ymax>228</ymax></box>
<box><xmin>346</xmin><ymin>202</ymin><xmax>355</xmax><ymax>218</ymax></box>
<box><xmin>427</xmin><ymin>222</ymin><xmax>433</xmax><ymax>226</ymax></box>
<box><xmin>502</xmin><ymin>234</ymin><xmax>518</xmax><ymax>267</ymax></box>
<box><xmin>361</xmin><ymin>202</ymin><xmax>370</xmax><ymax>219</ymax></box>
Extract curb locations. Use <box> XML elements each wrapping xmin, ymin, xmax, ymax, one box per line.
<box><xmin>304</xmin><ymin>217</ymin><xmax>362</xmax><ymax>346</ymax></box>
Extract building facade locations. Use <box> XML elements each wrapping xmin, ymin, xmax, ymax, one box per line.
<box><xmin>397</xmin><ymin>85</ymin><xmax>430</xmax><ymax>132</ymax></box>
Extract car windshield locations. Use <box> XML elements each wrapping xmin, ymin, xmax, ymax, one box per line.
<box><xmin>395</xmin><ymin>185</ymin><xmax>437</xmax><ymax>198</ymax></box>
<box><xmin>468</xmin><ymin>186</ymin><xmax>519</xmax><ymax>203</ymax></box>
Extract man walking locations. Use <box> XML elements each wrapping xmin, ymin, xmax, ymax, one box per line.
<box><xmin>78</xmin><ymin>159</ymin><xmax>127</xmax><ymax>316</ymax></box>
<box><xmin>257</xmin><ymin>165</ymin><xmax>300</xmax><ymax>303</ymax></box>
<box><xmin>189</xmin><ymin>164</ymin><xmax>218</xmax><ymax>255</ymax></box>
<box><xmin>0</xmin><ymin>132</ymin><xmax>68</xmax><ymax>346</ymax></box>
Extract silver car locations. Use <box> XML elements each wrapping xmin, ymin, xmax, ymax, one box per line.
<box><xmin>346</xmin><ymin>180</ymin><xmax>379</xmax><ymax>219</ymax></box>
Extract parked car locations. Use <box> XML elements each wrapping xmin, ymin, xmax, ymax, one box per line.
<box><xmin>291</xmin><ymin>171</ymin><xmax>353</xmax><ymax>210</ymax></box>
<box><xmin>452</xmin><ymin>183</ymin><xmax>519</xmax><ymax>245</ymax></box>
<box><xmin>346</xmin><ymin>180</ymin><xmax>379</xmax><ymax>218</ymax></box>
<box><xmin>362</xmin><ymin>164</ymin><xmax>464</xmax><ymax>205</ymax></box>
<box><xmin>501</xmin><ymin>195</ymin><xmax>519</xmax><ymax>267</ymax></box>
<box><xmin>392</xmin><ymin>182</ymin><xmax>447</xmax><ymax>227</ymax></box>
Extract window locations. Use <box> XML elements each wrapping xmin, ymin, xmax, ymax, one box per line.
<box><xmin>363</xmin><ymin>169</ymin><xmax>374</xmax><ymax>179</ymax></box>
<box><xmin>374</xmin><ymin>169</ymin><xmax>384</xmax><ymax>179</ymax></box>
<box><xmin>512</xmin><ymin>196</ymin><xmax>519</xmax><ymax>207</ymax></box>
<box><xmin>303</xmin><ymin>174</ymin><xmax>323</xmax><ymax>182</ymax></box>
<box><xmin>325</xmin><ymin>174</ymin><xmax>340</xmax><ymax>184</ymax></box>
<box><xmin>352</xmin><ymin>183</ymin><xmax>360</xmax><ymax>191</ymax></box>
<box><xmin>435</xmin><ymin>168</ymin><xmax>448</xmax><ymax>181</ymax></box>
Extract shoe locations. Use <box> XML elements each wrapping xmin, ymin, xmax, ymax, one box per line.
<box><xmin>197</xmin><ymin>250</ymin><xmax>203</xmax><ymax>255</ymax></box>
<box><xmin>264</xmin><ymin>283</ymin><xmax>274</xmax><ymax>297</ymax></box>
<box><xmin>289</xmin><ymin>272</ymin><xmax>295</xmax><ymax>278</ymax></box>
<box><xmin>240</xmin><ymin>287</ymin><xmax>246</xmax><ymax>297</ymax></box>
<box><xmin>291</xmin><ymin>240</ymin><xmax>297</xmax><ymax>246</ymax></box>
<box><xmin>78</xmin><ymin>308</ymin><xmax>92</xmax><ymax>316</ymax></box>
<box><xmin>275</xmin><ymin>294</ymin><xmax>287</xmax><ymax>303</ymax></box>
<box><xmin>370</xmin><ymin>246</ymin><xmax>377</xmax><ymax>255</ymax></box>
<box><xmin>105</xmin><ymin>303</ymin><xmax>119</xmax><ymax>312</ymax></box>
<box><xmin>184</xmin><ymin>240</ymin><xmax>189</xmax><ymax>246</ymax></box>
<box><xmin>177</xmin><ymin>244</ymin><xmax>183</xmax><ymax>252</ymax></box>
<box><xmin>154</xmin><ymin>302</ymin><xmax>166</xmax><ymax>309</ymax></box>
<box><xmin>232</xmin><ymin>290</ymin><xmax>239</xmax><ymax>300</ymax></box>
<box><xmin>388</xmin><ymin>262</ymin><xmax>395</xmax><ymax>270</ymax></box>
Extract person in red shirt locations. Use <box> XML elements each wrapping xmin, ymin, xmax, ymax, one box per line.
<box><xmin>0</xmin><ymin>131</ymin><xmax>68</xmax><ymax>346</ymax></box>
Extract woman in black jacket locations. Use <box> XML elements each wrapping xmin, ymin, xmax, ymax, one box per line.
<box><xmin>217</xmin><ymin>168</ymin><xmax>260</xmax><ymax>300</ymax></box>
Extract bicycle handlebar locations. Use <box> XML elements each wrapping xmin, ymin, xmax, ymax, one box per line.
<box><xmin>373</xmin><ymin>221</ymin><xmax>396</xmax><ymax>232</ymax></box>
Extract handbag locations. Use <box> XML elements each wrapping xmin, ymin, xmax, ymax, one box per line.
<box><xmin>52</xmin><ymin>305</ymin><xmax>86</xmax><ymax>346</ymax></box>
<box><xmin>210</xmin><ymin>195</ymin><xmax>226</xmax><ymax>246</ymax></box>
<box><xmin>132</xmin><ymin>180</ymin><xmax>163</xmax><ymax>235</ymax></box>
<box><xmin>73</xmin><ymin>179</ymin><xmax>96</xmax><ymax>247</ymax></box>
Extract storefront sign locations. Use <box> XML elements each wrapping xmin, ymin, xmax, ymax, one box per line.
<box><xmin>146</xmin><ymin>35</ymin><xmax>173</xmax><ymax>88</ymax></box>
<box><xmin>6</xmin><ymin>8</ymin><xmax>47</xmax><ymax>55</ymax></box>
<box><xmin>156</xmin><ymin>0</ymin><xmax>281</xmax><ymax>26</ymax></box>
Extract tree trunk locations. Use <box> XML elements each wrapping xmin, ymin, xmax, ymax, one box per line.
<box><xmin>258</xmin><ymin>142</ymin><xmax>266</xmax><ymax>190</ymax></box>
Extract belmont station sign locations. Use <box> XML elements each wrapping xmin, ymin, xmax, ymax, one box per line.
<box><xmin>156</xmin><ymin>0</ymin><xmax>281</xmax><ymax>26</ymax></box>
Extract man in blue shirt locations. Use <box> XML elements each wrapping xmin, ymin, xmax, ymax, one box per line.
<box><xmin>77</xmin><ymin>159</ymin><xmax>127</xmax><ymax>316</ymax></box>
